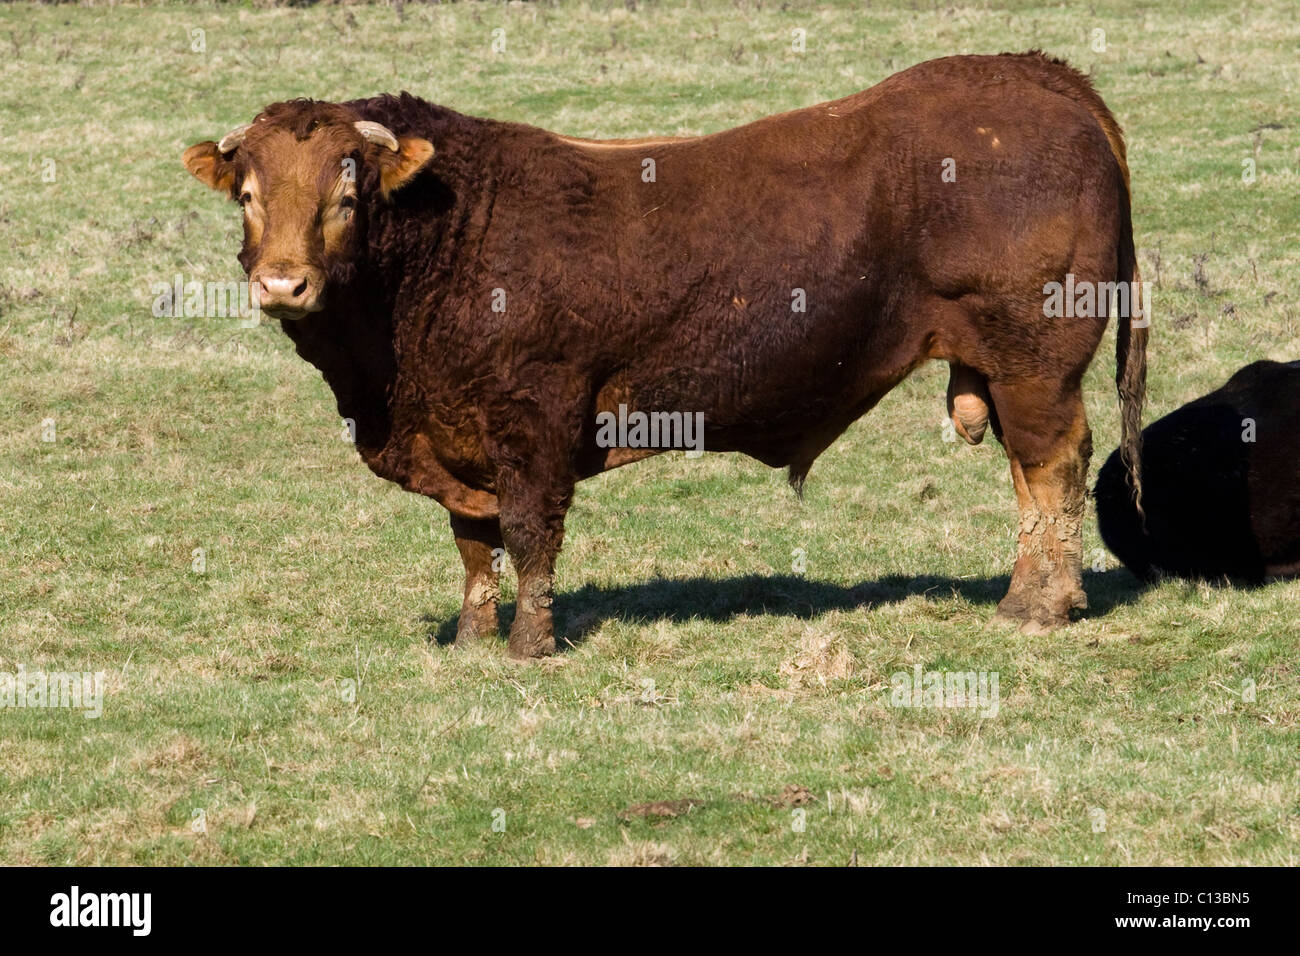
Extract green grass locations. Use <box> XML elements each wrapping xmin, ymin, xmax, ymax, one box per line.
<box><xmin>1</xmin><ymin>0</ymin><xmax>1298</xmax><ymax>865</ymax></box>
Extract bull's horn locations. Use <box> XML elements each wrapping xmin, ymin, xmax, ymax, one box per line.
<box><xmin>217</xmin><ymin>124</ymin><xmax>250</xmax><ymax>155</ymax></box>
<box><xmin>354</xmin><ymin>121</ymin><xmax>400</xmax><ymax>152</ymax></box>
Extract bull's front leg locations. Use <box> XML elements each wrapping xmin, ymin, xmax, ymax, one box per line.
<box><xmin>488</xmin><ymin>442</ymin><xmax>575</xmax><ymax>658</ymax></box>
<box><xmin>497</xmin><ymin>479</ymin><xmax>571</xmax><ymax>658</ymax></box>
<box><xmin>482</xmin><ymin>390</ymin><xmax>581</xmax><ymax>658</ymax></box>
<box><xmin>449</xmin><ymin>513</ymin><xmax>504</xmax><ymax>646</ymax></box>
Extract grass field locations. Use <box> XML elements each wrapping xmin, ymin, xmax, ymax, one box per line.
<box><xmin>1</xmin><ymin>0</ymin><xmax>1298</xmax><ymax>865</ymax></box>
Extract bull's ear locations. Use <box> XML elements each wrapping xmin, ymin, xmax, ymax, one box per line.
<box><xmin>183</xmin><ymin>141</ymin><xmax>237</xmax><ymax>195</ymax></box>
<box><xmin>377</xmin><ymin>137</ymin><xmax>435</xmax><ymax>198</ymax></box>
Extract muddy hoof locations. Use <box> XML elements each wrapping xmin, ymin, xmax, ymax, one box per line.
<box><xmin>993</xmin><ymin>595</ymin><xmax>1070</xmax><ymax>634</ymax></box>
<box><xmin>453</xmin><ymin>621</ymin><xmax>497</xmax><ymax>647</ymax></box>
<box><xmin>507</xmin><ymin>613</ymin><xmax>556</xmax><ymax>659</ymax></box>
<box><xmin>454</xmin><ymin>603</ymin><xmax>499</xmax><ymax>647</ymax></box>
<box><xmin>507</xmin><ymin>636</ymin><xmax>556</xmax><ymax>659</ymax></box>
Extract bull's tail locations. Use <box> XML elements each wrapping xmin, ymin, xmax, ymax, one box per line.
<box><xmin>1115</xmin><ymin>188</ymin><xmax>1148</xmax><ymax>519</ymax></box>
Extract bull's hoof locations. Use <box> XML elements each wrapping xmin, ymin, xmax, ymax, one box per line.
<box><xmin>993</xmin><ymin>561</ymin><xmax>1089</xmax><ymax>634</ymax></box>
<box><xmin>453</xmin><ymin>602</ymin><xmax>500</xmax><ymax>647</ymax></box>
<box><xmin>453</xmin><ymin>620</ymin><xmax>498</xmax><ymax>647</ymax></box>
<box><xmin>507</xmin><ymin>613</ymin><xmax>556</xmax><ymax>659</ymax></box>
<box><xmin>992</xmin><ymin>593</ymin><xmax>1073</xmax><ymax>634</ymax></box>
<box><xmin>507</xmin><ymin>635</ymin><xmax>556</xmax><ymax>659</ymax></box>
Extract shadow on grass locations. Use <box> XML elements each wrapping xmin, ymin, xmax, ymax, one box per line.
<box><xmin>424</xmin><ymin>568</ymin><xmax>1153</xmax><ymax>649</ymax></box>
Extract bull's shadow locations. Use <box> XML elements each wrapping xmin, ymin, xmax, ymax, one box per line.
<box><xmin>425</xmin><ymin>569</ymin><xmax>1152</xmax><ymax>648</ymax></box>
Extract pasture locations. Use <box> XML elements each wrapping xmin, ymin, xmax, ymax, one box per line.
<box><xmin>1</xmin><ymin>0</ymin><xmax>1298</xmax><ymax>865</ymax></box>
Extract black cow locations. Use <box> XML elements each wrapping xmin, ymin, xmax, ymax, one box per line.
<box><xmin>1095</xmin><ymin>359</ymin><xmax>1300</xmax><ymax>581</ymax></box>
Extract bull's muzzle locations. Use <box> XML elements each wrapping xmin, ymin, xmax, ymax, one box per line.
<box><xmin>251</xmin><ymin>267</ymin><xmax>324</xmax><ymax>320</ymax></box>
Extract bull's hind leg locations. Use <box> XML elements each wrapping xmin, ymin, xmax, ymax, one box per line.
<box><xmin>988</xmin><ymin>382</ymin><xmax>1092</xmax><ymax>633</ymax></box>
<box><xmin>449</xmin><ymin>514</ymin><xmax>504</xmax><ymax>645</ymax></box>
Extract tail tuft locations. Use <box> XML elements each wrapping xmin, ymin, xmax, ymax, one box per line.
<box><xmin>787</xmin><ymin>463</ymin><xmax>809</xmax><ymax>499</ymax></box>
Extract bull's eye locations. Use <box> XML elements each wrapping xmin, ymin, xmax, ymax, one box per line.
<box><xmin>339</xmin><ymin>195</ymin><xmax>356</xmax><ymax>221</ymax></box>
<box><xmin>238</xmin><ymin>191</ymin><xmax>252</xmax><ymax>206</ymax></box>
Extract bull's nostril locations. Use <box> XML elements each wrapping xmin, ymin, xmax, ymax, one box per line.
<box><xmin>292</xmin><ymin>280</ymin><xmax>308</xmax><ymax>299</ymax></box>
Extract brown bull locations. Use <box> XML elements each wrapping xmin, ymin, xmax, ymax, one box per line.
<box><xmin>183</xmin><ymin>51</ymin><xmax>1147</xmax><ymax>658</ymax></box>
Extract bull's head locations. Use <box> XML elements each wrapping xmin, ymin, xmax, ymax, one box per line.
<box><xmin>183</xmin><ymin>101</ymin><xmax>434</xmax><ymax>320</ymax></box>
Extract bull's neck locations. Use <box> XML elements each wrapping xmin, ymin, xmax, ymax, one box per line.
<box><xmin>276</xmin><ymin>119</ymin><xmax>488</xmax><ymax>457</ymax></box>
<box><xmin>279</xmin><ymin>289</ymin><xmax>397</xmax><ymax>456</ymax></box>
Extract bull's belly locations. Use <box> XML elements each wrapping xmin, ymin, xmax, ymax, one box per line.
<box><xmin>586</xmin><ymin>357</ymin><xmax>913</xmax><ymax>474</ymax></box>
